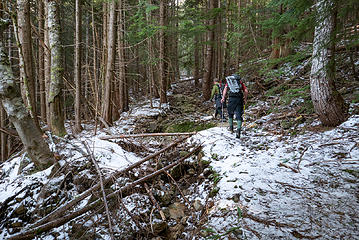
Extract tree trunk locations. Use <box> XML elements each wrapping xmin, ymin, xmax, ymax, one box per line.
<box><xmin>118</xmin><ymin>0</ymin><xmax>128</xmax><ymax>113</ymax></box>
<box><xmin>194</xmin><ymin>34</ymin><xmax>200</xmax><ymax>87</ymax></box>
<box><xmin>310</xmin><ymin>0</ymin><xmax>347</xmax><ymax>126</ymax></box>
<box><xmin>74</xmin><ymin>0</ymin><xmax>83</xmax><ymax>132</ymax></box>
<box><xmin>91</xmin><ymin>2</ymin><xmax>99</xmax><ymax>120</ymax></box>
<box><xmin>16</xmin><ymin>0</ymin><xmax>39</xmax><ymax>128</ymax></box>
<box><xmin>223</xmin><ymin>0</ymin><xmax>231</xmax><ymax>78</ymax></box>
<box><xmin>38</xmin><ymin>0</ymin><xmax>47</xmax><ymax>123</ymax></box>
<box><xmin>47</xmin><ymin>0</ymin><xmax>66</xmax><ymax>136</ymax></box>
<box><xmin>0</xmin><ymin>104</ymin><xmax>7</xmax><ymax>162</ymax></box>
<box><xmin>280</xmin><ymin>38</ymin><xmax>291</xmax><ymax>57</ymax></box>
<box><xmin>269</xmin><ymin>37</ymin><xmax>280</xmax><ymax>59</ymax></box>
<box><xmin>216</xmin><ymin>0</ymin><xmax>222</xmax><ymax>80</ymax></box>
<box><xmin>44</xmin><ymin>1</ymin><xmax>51</xmax><ymax>125</ymax></box>
<box><xmin>0</xmin><ymin>39</ymin><xmax>55</xmax><ymax>170</ymax></box>
<box><xmin>146</xmin><ymin>0</ymin><xmax>154</xmax><ymax>107</ymax></box>
<box><xmin>101</xmin><ymin>0</ymin><xmax>117</xmax><ymax>124</ymax></box>
<box><xmin>202</xmin><ymin>0</ymin><xmax>216</xmax><ymax>100</ymax></box>
<box><xmin>159</xmin><ymin>0</ymin><xmax>167</xmax><ymax>104</ymax></box>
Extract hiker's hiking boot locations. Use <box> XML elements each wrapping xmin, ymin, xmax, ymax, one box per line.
<box><xmin>229</xmin><ymin>126</ymin><xmax>234</xmax><ymax>133</ymax></box>
<box><xmin>236</xmin><ymin>129</ymin><xmax>241</xmax><ymax>139</ymax></box>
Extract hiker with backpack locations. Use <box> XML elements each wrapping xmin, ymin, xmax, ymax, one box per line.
<box><xmin>210</xmin><ymin>78</ymin><xmax>226</xmax><ymax>120</ymax></box>
<box><xmin>221</xmin><ymin>74</ymin><xmax>248</xmax><ymax>138</ymax></box>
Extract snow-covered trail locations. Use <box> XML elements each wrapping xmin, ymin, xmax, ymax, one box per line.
<box><xmin>191</xmin><ymin>115</ymin><xmax>359</xmax><ymax>239</ymax></box>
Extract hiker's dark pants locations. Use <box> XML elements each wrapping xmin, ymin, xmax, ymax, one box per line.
<box><xmin>215</xmin><ymin>97</ymin><xmax>225</xmax><ymax>119</ymax></box>
<box><xmin>227</xmin><ymin>96</ymin><xmax>243</xmax><ymax>121</ymax></box>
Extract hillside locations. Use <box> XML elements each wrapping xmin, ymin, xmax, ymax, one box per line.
<box><xmin>1</xmin><ymin>61</ymin><xmax>359</xmax><ymax>239</ymax></box>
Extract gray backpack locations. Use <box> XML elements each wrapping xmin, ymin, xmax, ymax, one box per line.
<box><xmin>225</xmin><ymin>75</ymin><xmax>243</xmax><ymax>97</ymax></box>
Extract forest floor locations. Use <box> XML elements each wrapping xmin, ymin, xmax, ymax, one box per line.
<box><xmin>1</xmin><ymin>63</ymin><xmax>359</xmax><ymax>239</ymax></box>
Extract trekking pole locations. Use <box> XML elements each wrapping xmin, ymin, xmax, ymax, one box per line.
<box><xmin>242</xmin><ymin>104</ymin><xmax>246</xmax><ymax>127</ymax></box>
<box><xmin>221</xmin><ymin>101</ymin><xmax>225</xmax><ymax>126</ymax></box>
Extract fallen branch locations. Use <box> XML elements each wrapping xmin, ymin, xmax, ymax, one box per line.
<box><xmin>172</xmin><ymin>77</ymin><xmax>203</xmax><ymax>84</ymax></box>
<box><xmin>97</xmin><ymin>116</ymin><xmax>112</xmax><ymax>132</ymax></box>
<box><xmin>305</xmin><ymin>159</ymin><xmax>359</xmax><ymax>167</ymax></box>
<box><xmin>164</xmin><ymin>170</ymin><xmax>193</xmax><ymax>212</ymax></box>
<box><xmin>243</xmin><ymin>208</ymin><xmax>295</xmax><ymax>228</ymax></box>
<box><xmin>27</xmin><ymin>137</ymin><xmax>188</xmax><ymax>229</ymax></box>
<box><xmin>99</xmin><ymin>132</ymin><xmax>196</xmax><ymax>140</ymax></box>
<box><xmin>8</xmin><ymin>144</ymin><xmax>202</xmax><ymax>240</ymax></box>
<box><xmin>297</xmin><ymin>146</ymin><xmax>310</xmax><ymax>172</ymax></box>
<box><xmin>84</xmin><ymin>142</ymin><xmax>115</xmax><ymax>240</ymax></box>
<box><xmin>0</xmin><ymin>126</ymin><xmax>18</xmax><ymax>137</ymax></box>
<box><xmin>271</xmin><ymin>112</ymin><xmax>297</xmax><ymax>121</ymax></box>
<box><xmin>278</xmin><ymin>162</ymin><xmax>299</xmax><ymax>173</ymax></box>
<box><xmin>116</xmin><ymin>196</ymin><xmax>145</xmax><ymax>232</ymax></box>
<box><xmin>144</xmin><ymin>183</ymin><xmax>166</xmax><ymax>221</ymax></box>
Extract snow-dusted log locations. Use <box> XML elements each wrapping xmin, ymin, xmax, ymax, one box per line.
<box><xmin>0</xmin><ymin>27</ymin><xmax>55</xmax><ymax>170</ymax></box>
<box><xmin>99</xmin><ymin>132</ymin><xmax>197</xmax><ymax>140</ymax></box>
<box><xmin>310</xmin><ymin>0</ymin><xmax>347</xmax><ymax>126</ymax></box>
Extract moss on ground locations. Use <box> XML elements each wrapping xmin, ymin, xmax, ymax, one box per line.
<box><xmin>165</xmin><ymin>121</ymin><xmax>216</xmax><ymax>133</ymax></box>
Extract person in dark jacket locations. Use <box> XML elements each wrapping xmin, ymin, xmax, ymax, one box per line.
<box><xmin>221</xmin><ymin>74</ymin><xmax>248</xmax><ymax>138</ymax></box>
<box><xmin>210</xmin><ymin>78</ymin><xmax>226</xmax><ymax>120</ymax></box>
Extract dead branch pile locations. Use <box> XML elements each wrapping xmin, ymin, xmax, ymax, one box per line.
<box><xmin>7</xmin><ymin>136</ymin><xmax>204</xmax><ymax>239</ymax></box>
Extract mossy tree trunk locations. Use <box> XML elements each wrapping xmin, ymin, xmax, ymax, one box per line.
<box><xmin>0</xmin><ymin>32</ymin><xmax>55</xmax><ymax>170</ymax></box>
<box><xmin>47</xmin><ymin>0</ymin><xmax>66</xmax><ymax>136</ymax></box>
<box><xmin>310</xmin><ymin>0</ymin><xmax>347</xmax><ymax>126</ymax></box>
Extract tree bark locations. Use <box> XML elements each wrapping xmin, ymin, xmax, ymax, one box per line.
<box><xmin>47</xmin><ymin>0</ymin><xmax>66</xmax><ymax>136</ymax></box>
<box><xmin>202</xmin><ymin>0</ymin><xmax>216</xmax><ymax>100</ymax></box>
<box><xmin>101</xmin><ymin>0</ymin><xmax>117</xmax><ymax>125</ymax></box>
<box><xmin>159</xmin><ymin>0</ymin><xmax>168</xmax><ymax>104</ymax></box>
<box><xmin>38</xmin><ymin>0</ymin><xmax>47</xmax><ymax>123</ymax></box>
<box><xmin>44</xmin><ymin>1</ymin><xmax>51</xmax><ymax>125</ymax></box>
<box><xmin>16</xmin><ymin>0</ymin><xmax>39</xmax><ymax>128</ymax></box>
<box><xmin>74</xmin><ymin>0</ymin><xmax>83</xmax><ymax>132</ymax></box>
<box><xmin>223</xmin><ymin>0</ymin><xmax>231</xmax><ymax>77</ymax></box>
<box><xmin>269</xmin><ymin>37</ymin><xmax>280</xmax><ymax>59</ymax></box>
<box><xmin>0</xmin><ymin>37</ymin><xmax>55</xmax><ymax>170</ymax></box>
<box><xmin>0</xmin><ymin>104</ymin><xmax>7</xmax><ymax>162</ymax></box>
<box><xmin>118</xmin><ymin>0</ymin><xmax>128</xmax><ymax>113</ymax></box>
<box><xmin>91</xmin><ymin>2</ymin><xmax>100</xmax><ymax>121</ymax></box>
<box><xmin>194</xmin><ymin>34</ymin><xmax>200</xmax><ymax>87</ymax></box>
<box><xmin>310</xmin><ymin>0</ymin><xmax>347</xmax><ymax>126</ymax></box>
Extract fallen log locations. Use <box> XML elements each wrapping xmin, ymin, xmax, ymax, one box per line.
<box><xmin>8</xmin><ymin>144</ymin><xmax>202</xmax><ymax>240</ymax></box>
<box><xmin>99</xmin><ymin>132</ymin><xmax>197</xmax><ymax>140</ymax></box>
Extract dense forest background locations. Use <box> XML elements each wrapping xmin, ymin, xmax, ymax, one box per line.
<box><xmin>0</xmin><ymin>0</ymin><xmax>358</xmax><ymax>165</ymax></box>
<box><xmin>0</xmin><ymin>1</ymin><xmax>359</xmax><ymax>239</ymax></box>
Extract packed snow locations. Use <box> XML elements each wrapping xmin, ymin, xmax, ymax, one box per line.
<box><xmin>189</xmin><ymin>109</ymin><xmax>359</xmax><ymax>239</ymax></box>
